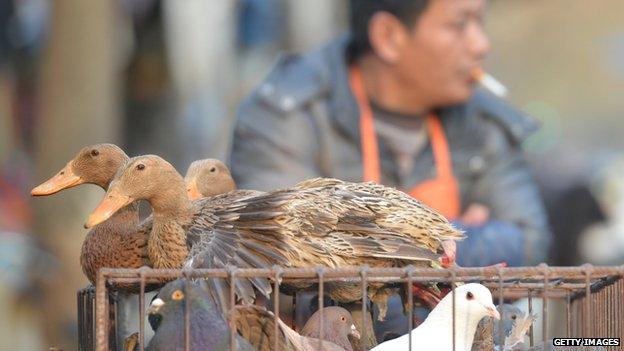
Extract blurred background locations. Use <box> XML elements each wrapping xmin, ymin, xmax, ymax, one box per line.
<box><xmin>0</xmin><ymin>0</ymin><xmax>623</xmax><ymax>349</ymax></box>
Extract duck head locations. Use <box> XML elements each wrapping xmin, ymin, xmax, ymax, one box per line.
<box><xmin>184</xmin><ymin>159</ymin><xmax>236</xmax><ymax>200</ymax></box>
<box><xmin>84</xmin><ymin>155</ymin><xmax>186</xmax><ymax>228</ymax></box>
<box><xmin>31</xmin><ymin>143</ymin><xmax>128</xmax><ymax>196</ymax></box>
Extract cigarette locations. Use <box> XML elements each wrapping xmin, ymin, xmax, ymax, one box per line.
<box><xmin>472</xmin><ymin>68</ymin><xmax>508</xmax><ymax>98</ymax></box>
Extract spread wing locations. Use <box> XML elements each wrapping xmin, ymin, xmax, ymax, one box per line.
<box><xmin>184</xmin><ymin>190</ymin><xmax>298</xmax><ymax>304</ymax></box>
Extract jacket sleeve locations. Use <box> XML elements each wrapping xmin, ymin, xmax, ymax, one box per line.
<box><xmin>470</xmin><ymin>120</ymin><xmax>552</xmax><ymax>265</ymax></box>
<box><xmin>229</xmin><ymin>92</ymin><xmax>323</xmax><ymax>191</ymax></box>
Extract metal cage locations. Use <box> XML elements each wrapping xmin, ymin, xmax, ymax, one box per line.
<box><xmin>78</xmin><ymin>265</ymin><xmax>624</xmax><ymax>351</ymax></box>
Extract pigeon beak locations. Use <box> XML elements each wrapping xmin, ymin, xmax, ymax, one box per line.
<box><xmin>186</xmin><ymin>178</ymin><xmax>202</xmax><ymax>200</ymax></box>
<box><xmin>485</xmin><ymin>305</ymin><xmax>501</xmax><ymax>320</ymax></box>
<box><xmin>31</xmin><ymin>163</ymin><xmax>85</xmax><ymax>196</ymax></box>
<box><xmin>350</xmin><ymin>324</ymin><xmax>361</xmax><ymax>339</ymax></box>
<box><xmin>148</xmin><ymin>298</ymin><xmax>165</xmax><ymax>314</ymax></box>
<box><xmin>84</xmin><ymin>192</ymin><xmax>133</xmax><ymax>228</ymax></box>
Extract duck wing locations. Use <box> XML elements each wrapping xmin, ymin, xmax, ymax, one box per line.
<box><xmin>296</xmin><ymin>179</ymin><xmax>463</xmax><ymax>252</ymax></box>
<box><xmin>284</xmin><ymin>183</ymin><xmax>446</xmax><ymax>263</ymax></box>
<box><xmin>185</xmin><ymin>190</ymin><xmax>298</xmax><ymax>303</ymax></box>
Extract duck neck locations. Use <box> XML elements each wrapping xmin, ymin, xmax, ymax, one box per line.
<box><xmin>148</xmin><ymin>178</ymin><xmax>196</xmax><ymax>269</ymax></box>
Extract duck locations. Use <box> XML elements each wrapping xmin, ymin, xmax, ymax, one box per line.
<box><xmin>185</xmin><ymin>159</ymin><xmax>237</xmax><ymax>200</ymax></box>
<box><xmin>31</xmin><ymin>144</ymin><xmax>151</xmax><ymax>290</ymax></box>
<box><xmin>84</xmin><ymin>155</ymin><xmax>463</xmax><ymax>317</ymax></box>
<box><xmin>31</xmin><ymin>147</ymin><xmax>240</xmax><ymax>291</ymax></box>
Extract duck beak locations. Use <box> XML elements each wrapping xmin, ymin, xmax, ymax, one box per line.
<box><xmin>147</xmin><ymin>298</ymin><xmax>165</xmax><ymax>315</ymax></box>
<box><xmin>485</xmin><ymin>305</ymin><xmax>501</xmax><ymax>320</ymax></box>
<box><xmin>84</xmin><ymin>191</ymin><xmax>133</xmax><ymax>228</ymax></box>
<box><xmin>31</xmin><ymin>163</ymin><xmax>84</xmax><ymax>196</ymax></box>
<box><xmin>350</xmin><ymin>324</ymin><xmax>361</xmax><ymax>339</ymax></box>
<box><xmin>186</xmin><ymin>178</ymin><xmax>202</xmax><ymax>200</ymax></box>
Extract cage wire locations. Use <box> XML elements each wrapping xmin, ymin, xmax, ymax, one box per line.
<box><xmin>76</xmin><ymin>265</ymin><xmax>623</xmax><ymax>351</ymax></box>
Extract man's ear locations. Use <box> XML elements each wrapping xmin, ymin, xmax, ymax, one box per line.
<box><xmin>368</xmin><ymin>11</ymin><xmax>410</xmax><ymax>63</ymax></box>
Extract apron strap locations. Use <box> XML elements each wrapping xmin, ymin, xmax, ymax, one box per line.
<box><xmin>349</xmin><ymin>66</ymin><xmax>380</xmax><ymax>183</ymax></box>
<box><xmin>426</xmin><ymin>113</ymin><xmax>454</xmax><ymax>179</ymax></box>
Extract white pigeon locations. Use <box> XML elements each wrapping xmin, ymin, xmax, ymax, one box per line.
<box><xmin>371</xmin><ymin>283</ymin><xmax>501</xmax><ymax>351</ymax></box>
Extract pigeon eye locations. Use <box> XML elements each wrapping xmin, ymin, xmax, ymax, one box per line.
<box><xmin>340</xmin><ymin>316</ymin><xmax>346</xmax><ymax>322</ymax></box>
<box><xmin>136</xmin><ymin>164</ymin><xmax>145</xmax><ymax>171</ymax></box>
<box><xmin>91</xmin><ymin>149</ymin><xmax>99</xmax><ymax>156</ymax></box>
<box><xmin>511</xmin><ymin>314</ymin><xmax>517</xmax><ymax>320</ymax></box>
<box><xmin>171</xmin><ymin>290</ymin><xmax>184</xmax><ymax>300</ymax></box>
<box><xmin>466</xmin><ymin>291</ymin><xmax>474</xmax><ymax>300</ymax></box>
<box><xmin>209</xmin><ymin>167</ymin><xmax>216</xmax><ymax>173</ymax></box>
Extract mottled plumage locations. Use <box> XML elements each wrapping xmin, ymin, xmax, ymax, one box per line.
<box><xmin>86</xmin><ymin>156</ymin><xmax>463</xmax><ymax>315</ymax></box>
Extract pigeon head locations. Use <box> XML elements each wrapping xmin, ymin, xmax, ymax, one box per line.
<box><xmin>301</xmin><ymin>306</ymin><xmax>360</xmax><ymax>351</ymax></box>
<box><xmin>494</xmin><ymin>303</ymin><xmax>524</xmax><ymax>341</ymax></box>
<box><xmin>184</xmin><ymin>159</ymin><xmax>236</xmax><ymax>200</ymax></box>
<box><xmin>147</xmin><ymin>279</ymin><xmax>213</xmax><ymax>331</ymax></box>
<box><xmin>451</xmin><ymin>283</ymin><xmax>500</xmax><ymax>322</ymax></box>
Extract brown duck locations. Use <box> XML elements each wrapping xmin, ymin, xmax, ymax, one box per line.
<box><xmin>31</xmin><ymin>144</ymin><xmax>149</xmax><ymax>290</ymax></box>
<box><xmin>84</xmin><ymin>155</ymin><xmax>462</xmax><ymax>317</ymax></box>
<box><xmin>31</xmin><ymin>147</ymin><xmax>238</xmax><ymax>291</ymax></box>
<box><xmin>185</xmin><ymin>159</ymin><xmax>238</xmax><ymax>200</ymax></box>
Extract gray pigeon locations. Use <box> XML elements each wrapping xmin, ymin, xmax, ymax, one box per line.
<box><xmin>473</xmin><ymin>304</ymin><xmax>530</xmax><ymax>351</ymax></box>
<box><xmin>300</xmin><ymin>307</ymin><xmax>361</xmax><ymax>351</ymax></box>
<box><xmin>144</xmin><ymin>279</ymin><xmax>254</xmax><ymax>351</ymax></box>
<box><xmin>494</xmin><ymin>304</ymin><xmax>526</xmax><ymax>343</ymax></box>
<box><xmin>233</xmin><ymin>305</ymin><xmax>355</xmax><ymax>351</ymax></box>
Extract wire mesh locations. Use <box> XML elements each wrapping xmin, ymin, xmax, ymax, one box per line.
<box><xmin>77</xmin><ymin>265</ymin><xmax>624</xmax><ymax>351</ymax></box>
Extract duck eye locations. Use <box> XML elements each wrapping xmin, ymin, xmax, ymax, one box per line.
<box><xmin>511</xmin><ymin>314</ymin><xmax>517</xmax><ymax>320</ymax></box>
<box><xmin>466</xmin><ymin>291</ymin><xmax>474</xmax><ymax>300</ymax></box>
<box><xmin>209</xmin><ymin>167</ymin><xmax>216</xmax><ymax>173</ymax></box>
<box><xmin>136</xmin><ymin>164</ymin><xmax>145</xmax><ymax>171</ymax></box>
<box><xmin>91</xmin><ymin>149</ymin><xmax>99</xmax><ymax>156</ymax></box>
<box><xmin>171</xmin><ymin>290</ymin><xmax>184</xmax><ymax>300</ymax></box>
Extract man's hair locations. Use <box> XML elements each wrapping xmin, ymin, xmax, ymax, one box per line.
<box><xmin>348</xmin><ymin>0</ymin><xmax>430</xmax><ymax>59</ymax></box>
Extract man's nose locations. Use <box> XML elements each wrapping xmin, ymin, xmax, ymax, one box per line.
<box><xmin>468</xmin><ymin>23</ymin><xmax>490</xmax><ymax>59</ymax></box>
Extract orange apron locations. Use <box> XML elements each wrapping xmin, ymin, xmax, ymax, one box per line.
<box><xmin>349</xmin><ymin>66</ymin><xmax>461</xmax><ymax>220</ymax></box>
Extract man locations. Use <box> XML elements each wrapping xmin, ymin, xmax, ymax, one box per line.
<box><xmin>230</xmin><ymin>0</ymin><xmax>551</xmax><ymax>340</ymax></box>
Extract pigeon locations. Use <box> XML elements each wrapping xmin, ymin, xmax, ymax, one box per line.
<box><xmin>143</xmin><ymin>279</ymin><xmax>254</xmax><ymax>351</ymax></box>
<box><xmin>495</xmin><ymin>313</ymin><xmax>604</xmax><ymax>351</ymax></box>
<box><xmin>234</xmin><ymin>305</ymin><xmax>358</xmax><ymax>351</ymax></box>
<box><xmin>300</xmin><ymin>307</ymin><xmax>361</xmax><ymax>351</ymax></box>
<box><xmin>472</xmin><ymin>312</ymin><xmax>604</xmax><ymax>351</ymax></box>
<box><xmin>473</xmin><ymin>303</ymin><xmax>527</xmax><ymax>350</ymax></box>
<box><xmin>371</xmin><ymin>283</ymin><xmax>500</xmax><ymax>351</ymax></box>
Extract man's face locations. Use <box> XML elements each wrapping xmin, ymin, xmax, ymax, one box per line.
<box><xmin>397</xmin><ymin>0</ymin><xmax>490</xmax><ymax>106</ymax></box>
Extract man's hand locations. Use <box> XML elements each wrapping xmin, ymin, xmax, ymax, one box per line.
<box><xmin>460</xmin><ymin>203</ymin><xmax>490</xmax><ymax>227</ymax></box>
